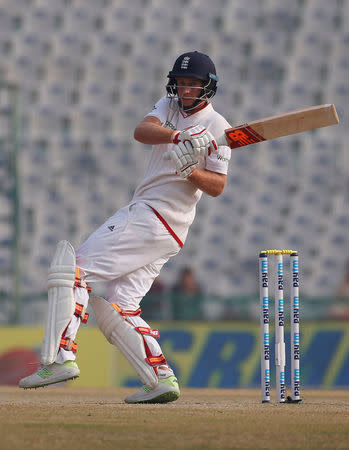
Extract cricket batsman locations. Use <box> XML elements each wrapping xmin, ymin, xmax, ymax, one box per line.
<box><xmin>19</xmin><ymin>51</ymin><xmax>231</xmax><ymax>404</ymax></box>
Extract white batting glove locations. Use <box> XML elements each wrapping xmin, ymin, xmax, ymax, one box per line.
<box><xmin>164</xmin><ymin>141</ymin><xmax>199</xmax><ymax>178</ymax></box>
<box><xmin>171</xmin><ymin>125</ymin><xmax>218</xmax><ymax>157</ymax></box>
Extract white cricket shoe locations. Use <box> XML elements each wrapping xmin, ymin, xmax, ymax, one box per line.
<box><xmin>124</xmin><ymin>375</ymin><xmax>180</xmax><ymax>404</ymax></box>
<box><xmin>18</xmin><ymin>360</ymin><xmax>80</xmax><ymax>389</ymax></box>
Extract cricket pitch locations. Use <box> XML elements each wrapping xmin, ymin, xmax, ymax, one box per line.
<box><xmin>1</xmin><ymin>387</ymin><xmax>349</xmax><ymax>449</ymax></box>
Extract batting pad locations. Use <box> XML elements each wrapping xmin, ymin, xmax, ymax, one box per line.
<box><xmin>41</xmin><ymin>240</ymin><xmax>76</xmax><ymax>365</ymax></box>
<box><xmin>90</xmin><ymin>296</ymin><xmax>159</xmax><ymax>389</ymax></box>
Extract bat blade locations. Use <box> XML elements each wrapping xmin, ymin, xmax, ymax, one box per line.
<box><xmin>217</xmin><ymin>104</ymin><xmax>339</xmax><ymax>149</ymax></box>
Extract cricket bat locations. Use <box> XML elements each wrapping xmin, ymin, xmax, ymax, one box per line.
<box><xmin>216</xmin><ymin>104</ymin><xmax>339</xmax><ymax>149</ymax></box>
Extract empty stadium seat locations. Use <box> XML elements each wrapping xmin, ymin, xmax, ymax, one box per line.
<box><xmin>46</xmin><ymin>54</ymin><xmax>83</xmax><ymax>85</ymax></box>
<box><xmin>40</xmin><ymin>82</ymin><xmax>76</xmax><ymax>112</ymax></box>
<box><xmin>64</xmin><ymin>5</ymin><xmax>103</xmax><ymax>35</ymax></box>
<box><xmin>0</xmin><ymin>0</ymin><xmax>346</xmax><ymax>312</ymax></box>
<box><xmin>0</xmin><ymin>7</ymin><xmax>20</xmax><ymax>32</ymax></box>
<box><xmin>303</xmin><ymin>2</ymin><xmax>340</xmax><ymax>32</ymax></box>
<box><xmin>13</xmin><ymin>32</ymin><xmax>51</xmax><ymax>62</ymax></box>
<box><xmin>72</xmin><ymin>105</ymin><xmax>111</xmax><ymax>136</ymax></box>
<box><xmin>52</xmin><ymin>32</ymin><xmax>91</xmax><ymax>62</ymax></box>
<box><xmin>79</xmin><ymin>82</ymin><xmax>118</xmax><ymax>111</ymax></box>
<box><xmin>104</xmin><ymin>3</ymin><xmax>144</xmax><ymax>33</ymax></box>
<box><xmin>287</xmin><ymin>56</ymin><xmax>327</xmax><ymax>84</ymax></box>
<box><xmin>222</xmin><ymin>3</ymin><xmax>263</xmax><ymax>33</ymax></box>
<box><xmin>85</xmin><ymin>53</ymin><xmax>126</xmax><ymax>85</ymax></box>
<box><xmin>24</xmin><ymin>6</ymin><xmax>63</xmax><ymax>35</ymax></box>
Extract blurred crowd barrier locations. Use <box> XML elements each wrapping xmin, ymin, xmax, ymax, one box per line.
<box><xmin>0</xmin><ymin>291</ymin><xmax>348</xmax><ymax>325</ymax></box>
<box><xmin>1</xmin><ymin>321</ymin><xmax>348</xmax><ymax>389</ymax></box>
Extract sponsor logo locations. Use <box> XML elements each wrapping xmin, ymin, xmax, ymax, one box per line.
<box><xmin>261</xmin><ymin>272</ymin><xmax>268</xmax><ymax>288</ymax></box>
<box><xmin>280</xmin><ymin>371</ymin><xmax>285</xmax><ymax>383</ymax></box>
<box><xmin>216</xmin><ymin>154</ymin><xmax>229</xmax><ymax>163</ymax></box>
<box><xmin>37</xmin><ymin>367</ymin><xmax>52</xmax><ymax>379</ymax></box>
<box><xmin>264</xmin><ymin>369</ymin><xmax>271</xmax><ymax>397</ymax></box>
<box><xmin>265</xmin><ymin>368</ymin><xmax>270</xmax><ymax>382</ymax></box>
<box><xmin>263</xmin><ymin>297</ymin><xmax>268</xmax><ymax>309</ymax></box>
<box><xmin>264</xmin><ymin>332</ymin><xmax>270</xmax><ymax>346</ymax></box>
<box><xmin>262</xmin><ymin>297</ymin><xmax>269</xmax><ymax>324</ymax></box>
<box><xmin>293</xmin><ymin>271</ymin><xmax>299</xmax><ymax>287</ymax></box>
<box><xmin>164</xmin><ymin>120</ymin><xmax>176</xmax><ymax>130</ymax></box>
<box><xmin>227</xmin><ymin>126</ymin><xmax>265</xmax><ymax>148</ymax></box>
<box><xmin>293</xmin><ymin>299</ymin><xmax>300</xmax><ymax>323</ymax></box>
<box><xmin>293</xmin><ymin>369</ymin><xmax>301</xmax><ymax>397</ymax></box>
<box><xmin>294</xmin><ymin>332</ymin><xmax>300</xmax><ymax>346</ymax></box>
<box><xmin>293</xmin><ymin>333</ymin><xmax>300</xmax><ymax>360</ymax></box>
<box><xmin>292</xmin><ymin>259</ymin><xmax>299</xmax><ymax>288</ymax></box>
<box><xmin>108</xmin><ymin>225</ymin><xmax>115</xmax><ymax>231</ymax></box>
<box><xmin>278</xmin><ymin>299</ymin><xmax>284</xmax><ymax>326</ymax></box>
<box><xmin>278</xmin><ymin>262</ymin><xmax>283</xmax><ymax>290</ymax></box>
<box><xmin>279</xmin><ymin>373</ymin><xmax>286</xmax><ymax>399</ymax></box>
<box><xmin>264</xmin><ymin>333</ymin><xmax>270</xmax><ymax>360</ymax></box>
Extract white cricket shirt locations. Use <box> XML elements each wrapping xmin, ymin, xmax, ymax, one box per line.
<box><xmin>132</xmin><ymin>96</ymin><xmax>231</xmax><ymax>242</ymax></box>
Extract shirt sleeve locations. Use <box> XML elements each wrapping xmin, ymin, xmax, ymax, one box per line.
<box><xmin>145</xmin><ymin>96</ymin><xmax>169</xmax><ymax>125</ymax></box>
<box><xmin>205</xmin><ymin>146</ymin><xmax>231</xmax><ymax>175</ymax></box>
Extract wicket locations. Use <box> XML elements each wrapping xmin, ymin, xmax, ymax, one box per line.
<box><xmin>259</xmin><ymin>249</ymin><xmax>302</xmax><ymax>404</ymax></box>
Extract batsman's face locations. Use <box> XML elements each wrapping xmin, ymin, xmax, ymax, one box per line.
<box><xmin>175</xmin><ymin>77</ymin><xmax>204</xmax><ymax>108</ymax></box>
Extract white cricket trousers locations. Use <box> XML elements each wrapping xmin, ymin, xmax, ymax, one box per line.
<box><xmin>55</xmin><ymin>202</ymin><xmax>181</xmax><ymax>364</ymax></box>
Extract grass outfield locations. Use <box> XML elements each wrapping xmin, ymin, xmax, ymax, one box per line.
<box><xmin>1</xmin><ymin>387</ymin><xmax>349</xmax><ymax>449</ymax></box>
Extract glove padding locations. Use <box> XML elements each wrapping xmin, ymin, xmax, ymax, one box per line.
<box><xmin>172</xmin><ymin>125</ymin><xmax>218</xmax><ymax>157</ymax></box>
<box><xmin>164</xmin><ymin>141</ymin><xmax>198</xmax><ymax>178</ymax></box>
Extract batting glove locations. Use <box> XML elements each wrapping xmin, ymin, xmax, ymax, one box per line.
<box><xmin>164</xmin><ymin>141</ymin><xmax>199</xmax><ymax>178</ymax></box>
<box><xmin>171</xmin><ymin>125</ymin><xmax>218</xmax><ymax>157</ymax></box>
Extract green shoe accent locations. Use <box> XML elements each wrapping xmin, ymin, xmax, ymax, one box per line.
<box><xmin>138</xmin><ymin>390</ymin><xmax>180</xmax><ymax>404</ymax></box>
<box><xmin>126</xmin><ymin>376</ymin><xmax>180</xmax><ymax>404</ymax></box>
<box><xmin>37</xmin><ymin>367</ymin><xmax>52</xmax><ymax>379</ymax></box>
<box><xmin>19</xmin><ymin>361</ymin><xmax>80</xmax><ymax>389</ymax></box>
<box><xmin>63</xmin><ymin>360</ymin><xmax>79</xmax><ymax>370</ymax></box>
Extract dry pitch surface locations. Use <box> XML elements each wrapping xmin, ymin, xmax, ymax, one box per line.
<box><xmin>1</xmin><ymin>387</ymin><xmax>349</xmax><ymax>449</ymax></box>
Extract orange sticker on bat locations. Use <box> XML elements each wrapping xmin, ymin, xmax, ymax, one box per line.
<box><xmin>226</xmin><ymin>125</ymin><xmax>265</xmax><ymax>149</ymax></box>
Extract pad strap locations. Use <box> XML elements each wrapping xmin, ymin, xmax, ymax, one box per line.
<box><xmin>135</xmin><ymin>326</ymin><xmax>160</xmax><ymax>339</ymax></box>
<box><xmin>75</xmin><ymin>268</ymin><xmax>92</xmax><ymax>292</ymax></box>
<box><xmin>74</xmin><ymin>303</ymin><xmax>89</xmax><ymax>323</ymax></box>
<box><xmin>60</xmin><ymin>337</ymin><xmax>77</xmax><ymax>353</ymax></box>
<box><xmin>112</xmin><ymin>303</ymin><xmax>166</xmax><ymax>368</ymax></box>
<box><xmin>146</xmin><ymin>354</ymin><xmax>167</xmax><ymax>367</ymax></box>
<box><xmin>112</xmin><ymin>303</ymin><xmax>142</xmax><ymax>316</ymax></box>
<box><xmin>134</xmin><ymin>325</ymin><xmax>166</xmax><ymax>368</ymax></box>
